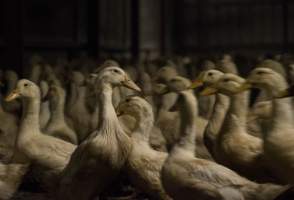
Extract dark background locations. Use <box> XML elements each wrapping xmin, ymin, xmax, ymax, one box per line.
<box><xmin>0</xmin><ymin>0</ymin><xmax>293</xmax><ymax>71</ymax></box>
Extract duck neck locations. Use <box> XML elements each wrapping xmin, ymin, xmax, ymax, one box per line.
<box><xmin>76</xmin><ymin>86</ymin><xmax>87</xmax><ymax>106</ymax></box>
<box><xmin>49</xmin><ymin>96</ymin><xmax>66</xmax><ymax>123</ymax></box>
<box><xmin>97</xmin><ymin>83</ymin><xmax>121</xmax><ymax>135</ymax></box>
<box><xmin>132</xmin><ymin>111</ymin><xmax>154</xmax><ymax>143</ymax></box>
<box><xmin>220</xmin><ymin>91</ymin><xmax>248</xmax><ymax>135</ymax></box>
<box><xmin>172</xmin><ymin>90</ymin><xmax>197</xmax><ymax>155</ymax></box>
<box><xmin>268</xmin><ymin>81</ymin><xmax>293</xmax><ymax>132</ymax></box>
<box><xmin>205</xmin><ymin>93</ymin><xmax>230</xmax><ymax>139</ymax></box>
<box><xmin>67</xmin><ymin>83</ymin><xmax>78</xmax><ymax>108</ymax></box>
<box><xmin>20</xmin><ymin>96</ymin><xmax>40</xmax><ymax>137</ymax></box>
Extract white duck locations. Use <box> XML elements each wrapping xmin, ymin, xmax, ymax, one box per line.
<box><xmin>199</xmin><ymin>73</ymin><xmax>277</xmax><ymax>182</ymax></box>
<box><xmin>155</xmin><ymin>76</ymin><xmax>211</xmax><ymax>160</ymax></box>
<box><xmin>5</xmin><ymin>79</ymin><xmax>76</xmax><ymax>191</ymax></box>
<box><xmin>190</xmin><ymin>69</ymin><xmax>229</xmax><ymax>157</ymax></box>
<box><xmin>58</xmin><ymin>66</ymin><xmax>141</xmax><ymax>200</ymax></box>
<box><xmin>44</xmin><ymin>84</ymin><xmax>78</xmax><ymax>144</ymax></box>
<box><xmin>117</xmin><ymin>96</ymin><xmax>171</xmax><ymax>200</ymax></box>
<box><xmin>238</xmin><ymin>67</ymin><xmax>294</xmax><ymax>184</ymax></box>
<box><xmin>160</xmin><ymin>78</ymin><xmax>289</xmax><ymax>200</ymax></box>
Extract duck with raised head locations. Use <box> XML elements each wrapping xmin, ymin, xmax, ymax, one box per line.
<box><xmin>190</xmin><ymin>70</ymin><xmax>229</xmax><ymax>158</ymax></box>
<box><xmin>238</xmin><ymin>67</ymin><xmax>294</xmax><ymax>184</ymax></box>
<box><xmin>58</xmin><ymin>65</ymin><xmax>141</xmax><ymax>200</ymax></box>
<box><xmin>5</xmin><ymin>79</ymin><xmax>76</xmax><ymax>191</ymax></box>
<box><xmin>160</xmin><ymin>76</ymin><xmax>290</xmax><ymax>200</ymax></box>
<box><xmin>44</xmin><ymin>84</ymin><xmax>78</xmax><ymax>144</ymax></box>
<box><xmin>116</xmin><ymin>96</ymin><xmax>171</xmax><ymax>200</ymax></box>
<box><xmin>198</xmin><ymin>73</ymin><xmax>278</xmax><ymax>183</ymax></box>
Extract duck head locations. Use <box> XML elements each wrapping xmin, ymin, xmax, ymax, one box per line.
<box><xmin>190</xmin><ymin>69</ymin><xmax>224</xmax><ymax>89</ymax></box>
<box><xmin>5</xmin><ymin>79</ymin><xmax>40</xmax><ymax>101</ymax></box>
<box><xmin>200</xmin><ymin>73</ymin><xmax>246</xmax><ymax>96</ymax></box>
<box><xmin>95</xmin><ymin>66</ymin><xmax>141</xmax><ymax>92</ymax></box>
<box><xmin>116</xmin><ymin>96</ymin><xmax>152</xmax><ymax>119</ymax></box>
<box><xmin>237</xmin><ymin>68</ymin><xmax>288</xmax><ymax>97</ymax></box>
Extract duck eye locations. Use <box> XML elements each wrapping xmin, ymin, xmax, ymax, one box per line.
<box><xmin>24</xmin><ymin>83</ymin><xmax>29</xmax><ymax>87</ymax></box>
<box><xmin>208</xmin><ymin>72</ymin><xmax>213</xmax><ymax>76</ymax></box>
<box><xmin>113</xmin><ymin>69</ymin><xmax>120</xmax><ymax>74</ymax></box>
<box><xmin>257</xmin><ymin>71</ymin><xmax>265</xmax><ymax>75</ymax></box>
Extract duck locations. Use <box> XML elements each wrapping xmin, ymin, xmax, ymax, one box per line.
<box><xmin>190</xmin><ymin>69</ymin><xmax>229</xmax><ymax>157</ymax></box>
<box><xmin>247</xmin><ymin>100</ymin><xmax>272</xmax><ymax>138</ymax></box>
<box><xmin>44</xmin><ymin>84</ymin><xmax>78</xmax><ymax>144</ymax></box>
<box><xmin>160</xmin><ymin>77</ymin><xmax>289</xmax><ymax>200</ymax></box>
<box><xmin>157</xmin><ymin>76</ymin><xmax>212</xmax><ymax>159</ymax></box>
<box><xmin>198</xmin><ymin>73</ymin><xmax>278</xmax><ymax>182</ymax></box>
<box><xmin>5</xmin><ymin>79</ymin><xmax>76</xmax><ymax>191</ymax></box>
<box><xmin>116</xmin><ymin>96</ymin><xmax>171</xmax><ymax>200</ymax></box>
<box><xmin>197</xmin><ymin>60</ymin><xmax>217</xmax><ymax>119</ymax></box>
<box><xmin>237</xmin><ymin>67</ymin><xmax>294</xmax><ymax>184</ymax></box>
<box><xmin>58</xmin><ymin>65</ymin><xmax>141</xmax><ymax>200</ymax></box>
<box><xmin>65</xmin><ymin>71</ymin><xmax>93</xmax><ymax>143</ymax></box>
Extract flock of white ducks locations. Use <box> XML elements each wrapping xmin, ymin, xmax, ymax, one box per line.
<box><xmin>0</xmin><ymin>56</ymin><xmax>294</xmax><ymax>200</ymax></box>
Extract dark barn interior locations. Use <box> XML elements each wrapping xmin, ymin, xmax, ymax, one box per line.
<box><xmin>1</xmin><ymin>0</ymin><xmax>294</xmax><ymax>200</ymax></box>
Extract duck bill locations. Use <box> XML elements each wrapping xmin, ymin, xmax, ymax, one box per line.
<box><xmin>122</xmin><ymin>77</ymin><xmax>141</xmax><ymax>92</ymax></box>
<box><xmin>200</xmin><ymin>87</ymin><xmax>217</xmax><ymax>96</ymax></box>
<box><xmin>236</xmin><ymin>82</ymin><xmax>252</xmax><ymax>93</ymax></box>
<box><xmin>5</xmin><ymin>90</ymin><xmax>20</xmax><ymax>102</ymax></box>
<box><xmin>189</xmin><ymin>80</ymin><xmax>203</xmax><ymax>89</ymax></box>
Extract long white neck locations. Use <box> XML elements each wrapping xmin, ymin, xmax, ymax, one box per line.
<box><xmin>204</xmin><ymin>93</ymin><xmax>229</xmax><ymax>140</ymax></box>
<box><xmin>220</xmin><ymin>91</ymin><xmax>249</xmax><ymax>135</ymax></box>
<box><xmin>267</xmin><ymin>80</ymin><xmax>294</xmax><ymax>132</ymax></box>
<box><xmin>19</xmin><ymin>96</ymin><xmax>40</xmax><ymax>139</ymax></box>
<box><xmin>172</xmin><ymin>90</ymin><xmax>197</xmax><ymax>155</ymax></box>
<box><xmin>96</xmin><ymin>82</ymin><xmax>122</xmax><ymax>136</ymax></box>
<box><xmin>132</xmin><ymin>110</ymin><xmax>154</xmax><ymax>143</ymax></box>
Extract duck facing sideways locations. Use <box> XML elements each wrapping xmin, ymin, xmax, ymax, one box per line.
<box><xmin>190</xmin><ymin>69</ymin><xmax>229</xmax><ymax>158</ymax></box>
<box><xmin>58</xmin><ymin>66</ymin><xmax>141</xmax><ymax>200</ymax></box>
<box><xmin>160</xmin><ymin>77</ymin><xmax>290</xmax><ymax>200</ymax></box>
<box><xmin>5</xmin><ymin>79</ymin><xmax>76</xmax><ymax>191</ymax></box>
<box><xmin>238</xmin><ymin>67</ymin><xmax>294</xmax><ymax>184</ymax></box>
<box><xmin>116</xmin><ymin>96</ymin><xmax>171</xmax><ymax>200</ymax></box>
<box><xmin>199</xmin><ymin>73</ymin><xmax>277</xmax><ymax>183</ymax></box>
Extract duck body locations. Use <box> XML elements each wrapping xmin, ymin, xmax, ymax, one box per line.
<box><xmin>161</xmin><ymin>89</ymin><xmax>287</xmax><ymax>200</ymax></box>
<box><xmin>59</xmin><ymin>67</ymin><xmax>138</xmax><ymax>200</ymax></box>
<box><xmin>243</xmin><ymin>67</ymin><xmax>294</xmax><ymax>184</ymax></box>
<box><xmin>117</xmin><ymin>96</ymin><xmax>171</xmax><ymax>199</ymax></box>
<box><xmin>126</xmin><ymin>141</ymin><xmax>170</xmax><ymax>200</ymax></box>
<box><xmin>5</xmin><ymin>79</ymin><xmax>76</xmax><ymax>191</ymax></box>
